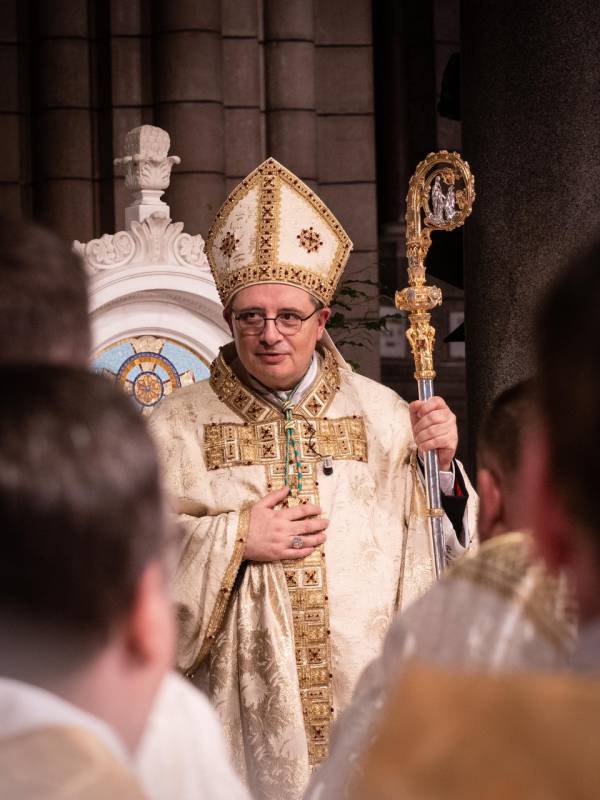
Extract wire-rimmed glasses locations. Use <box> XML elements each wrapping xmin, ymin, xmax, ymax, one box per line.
<box><xmin>232</xmin><ymin>308</ymin><xmax>319</xmax><ymax>336</ymax></box>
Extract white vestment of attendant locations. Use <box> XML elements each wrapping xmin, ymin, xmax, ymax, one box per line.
<box><xmin>0</xmin><ymin>677</ymin><xmax>129</xmax><ymax>765</ymax></box>
<box><xmin>136</xmin><ymin>672</ymin><xmax>251</xmax><ymax>800</ymax></box>
<box><xmin>149</xmin><ymin>341</ymin><xmax>477</xmax><ymax>800</ymax></box>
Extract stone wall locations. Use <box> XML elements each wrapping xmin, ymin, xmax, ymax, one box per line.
<box><xmin>0</xmin><ymin>0</ymin><xmax>380</xmax><ymax>377</ymax></box>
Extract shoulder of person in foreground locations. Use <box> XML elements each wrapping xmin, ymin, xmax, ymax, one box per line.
<box><xmin>306</xmin><ymin>531</ymin><xmax>576</xmax><ymax>800</ymax></box>
<box><xmin>349</xmin><ymin>660</ymin><xmax>600</xmax><ymax>800</ymax></box>
<box><xmin>383</xmin><ymin>531</ymin><xmax>577</xmax><ymax>670</ymax></box>
<box><xmin>0</xmin><ymin>724</ymin><xmax>145</xmax><ymax>800</ymax></box>
<box><xmin>135</xmin><ymin>671</ymin><xmax>251</xmax><ymax>800</ymax></box>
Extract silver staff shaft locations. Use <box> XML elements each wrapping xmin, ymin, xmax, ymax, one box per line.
<box><xmin>418</xmin><ymin>377</ymin><xmax>445</xmax><ymax>579</ymax></box>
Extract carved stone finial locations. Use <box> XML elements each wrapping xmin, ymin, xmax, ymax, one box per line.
<box><xmin>114</xmin><ymin>125</ymin><xmax>182</xmax><ymax>228</ymax></box>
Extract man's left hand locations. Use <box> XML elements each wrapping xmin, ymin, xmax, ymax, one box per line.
<box><xmin>409</xmin><ymin>396</ymin><xmax>458</xmax><ymax>472</ymax></box>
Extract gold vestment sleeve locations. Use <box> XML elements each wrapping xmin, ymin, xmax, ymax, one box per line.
<box><xmin>173</xmin><ymin>508</ymin><xmax>250</xmax><ymax>677</ymax></box>
<box><xmin>185</xmin><ymin>508</ymin><xmax>250</xmax><ymax>676</ymax></box>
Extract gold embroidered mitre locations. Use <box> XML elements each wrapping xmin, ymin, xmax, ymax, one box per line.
<box><xmin>205</xmin><ymin>158</ymin><xmax>353</xmax><ymax>306</ymax></box>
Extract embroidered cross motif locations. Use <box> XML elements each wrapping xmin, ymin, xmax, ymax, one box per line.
<box><xmin>304</xmin><ymin>569</ymin><xmax>318</xmax><ymax>586</ymax></box>
<box><xmin>307</xmin><ymin>396</ymin><xmax>322</xmax><ymax>415</ymax></box>
<box><xmin>246</xmin><ymin>401</ymin><xmax>264</xmax><ymax>420</ymax></box>
<box><xmin>219</xmin><ymin>231</ymin><xmax>239</xmax><ymax>257</ymax></box>
<box><xmin>232</xmin><ymin>390</ymin><xmax>249</xmax><ymax>410</ymax></box>
<box><xmin>285</xmin><ymin>571</ymin><xmax>298</xmax><ymax>588</ymax></box>
<box><xmin>261</xmin><ymin>443</ymin><xmax>275</xmax><ymax>458</ymax></box>
<box><xmin>297</xmin><ymin>227</ymin><xmax>323</xmax><ymax>254</ymax></box>
<box><xmin>313</xmin><ymin>725</ymin><xmax>325</xmax><ymax>741</ymax></box>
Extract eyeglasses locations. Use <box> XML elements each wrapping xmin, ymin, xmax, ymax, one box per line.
<box><xmin>232</xmin><ymin>308</ymin><xmax>319</xmax><ymax>336</ymax></box>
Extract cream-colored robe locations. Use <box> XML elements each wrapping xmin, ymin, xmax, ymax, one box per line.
<box><xmin>149</xmin><ymin>343</ymin><xmax>477</xmax><ymax>800</ymax></box>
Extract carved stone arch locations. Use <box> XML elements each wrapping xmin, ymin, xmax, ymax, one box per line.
<box><xmin>74</xmin><ymin>126</ymin><xmax>231</xmax><ymax>413</ymax></box>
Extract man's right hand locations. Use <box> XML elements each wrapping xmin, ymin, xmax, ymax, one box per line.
<box><xmin>244</xmin><ymin>486</ymin><xmax>329</xmax><ymax>562</ymax></box>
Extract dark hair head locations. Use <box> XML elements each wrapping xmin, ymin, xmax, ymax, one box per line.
<box><xmin>0</xmin><ymin>219</ymin><xmax>90</xmax><ymax>366</ymax></box>
<box><xmin>478</xmin><ymin>379</ymin><xmax>536</xmax><ymax>479</ymax></box>
<box><xmin>0</xmin><ymin>365</ymin><xmax>168</xmax><ymax>652</ymax></box>
<box><xmin>536</xmin><ymin>239</ymin><xmax>600</xmax><ymax>538</ymax></box>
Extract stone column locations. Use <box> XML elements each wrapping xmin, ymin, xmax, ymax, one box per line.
<box><xmin>0</xmin><ymin>3</ymin><xmax>27</xmax><ymax>218</ymax></box>
<box><xmin>264</xmin><ymin>0</ymin><xmax>317</xmax><ymax>183</ymax></box>
<box><xmin>316</xmin><ymin>0</ymin><xmax>380</xmax><ymax>379</ymax></box>
<box><xmin>31</xmin><ymin>0</ymin><xmax>96</xmax><ymax>240</ymax></box>
<box><xmin>462</xmin><ymin>0</ymin><xmax>600</xmax><ymax>454</ymax></box>
<box><xmin>109</xmin><ymin>0</ymin><xmax>154</xmax><ymax>228</ymax></box>
<box><xmin>222</xmin><ymin>0</ymin><xmax>264</xmax><ymax>194</ymax></box>
<box><xmin>153</xmin><ymin>1</ymin><xmax>225</xmax><ymax>234</ymax></box>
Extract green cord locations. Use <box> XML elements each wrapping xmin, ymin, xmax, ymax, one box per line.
<box><xmin>282</xmin><ymin>400</ymin><xmax>303</xmax><ymax>493</ymax></box>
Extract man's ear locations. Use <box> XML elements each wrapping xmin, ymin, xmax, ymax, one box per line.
<box><xmin>316</xmin><ymin>307</ymin><xmax>331</xmax><ymax>340</ymax></box>
<box><xmin>521</xmin><ymin>424</ymin><xmax>573</xmax><ymax>573</ymax></box>
<box><xmin>223</xmin><ymin>306</ymin><xmax>234</xmax><ymax>336</ymax></box>
<box><xmin>476</xmin><ymin>466</ymin><xmax>504</xmax><ymax>541</ymax></box>
<box><xmin>124</xmin><ymin>562</ymin><xmax>174</xmax><ymax>669</ymax></box>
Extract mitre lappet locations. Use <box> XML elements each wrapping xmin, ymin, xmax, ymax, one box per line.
<box><xmin>205</xmin><ymin>157</ymin><xmax>353</xmax><ymax>309</ymax></box>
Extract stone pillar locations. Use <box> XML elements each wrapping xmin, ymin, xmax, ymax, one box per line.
<box><xmin>0</xmin><ymin>3</ymin><xmax>27</xmax><ymax>218</ymax></box>
<box><xmin>31</xmin><ymin>0</ymin><xmax>96</xmax><ymax>240</ymax></box>
<box><xmin>153</xmin><ymin>1</ymin><xmax>225</xmax><ymax>234</ymax></box>
<box><xmin>109</xmin><ymin>0</ymin><xmax>154</xmax><ymax>228</ymax></box>
<box><xmin>462</xmin><ymin>0</ymin><xmax>600</xmax><ymax>456</ymax></box>
<box><xmin>264</xmin><ymin>0</ymin><xmax>317</xmax><ymax>183</ymax></box>
<box><xmin>222</xmin><ymin>0</ymin><xmax>264</xmax><ymax>194</ymax></box>
<box><xmin>316</xmin><ymin>0</ymin><xmax>380</xmax><ymax>379</ymax></box>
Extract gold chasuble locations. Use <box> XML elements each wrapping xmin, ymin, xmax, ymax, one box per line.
<box><xmin>149</xmin><ymin>343</ymin><xmax>476</xmax><ymax>800</ymax></box>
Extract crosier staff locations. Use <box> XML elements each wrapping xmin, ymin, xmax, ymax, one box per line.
<box><xmin>395</xmin><ymin>151</ymin><xmax>475</xmax><ymax>579</ymax></box>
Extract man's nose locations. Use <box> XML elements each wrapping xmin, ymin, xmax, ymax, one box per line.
<box><xmin>259</xmin><ymin>318</ymin><xmax>282</xmax><ymax>346</ymax></box>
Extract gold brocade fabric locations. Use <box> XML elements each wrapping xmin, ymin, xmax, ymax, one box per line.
<box><xmin>149</xmin><ymin>344</ymin><xmax>478</xmax><ymax>800</ymax></box>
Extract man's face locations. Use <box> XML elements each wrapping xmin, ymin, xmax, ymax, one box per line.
<box><xmin>224</xmin><ymin>283</ymin><xmax>330</xmax><ymax>390</ymax></box>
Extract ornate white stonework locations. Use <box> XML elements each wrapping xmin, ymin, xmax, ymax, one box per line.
<box><xmin>75</xmin><ymin>125</ymin><xmax>231</xmax><ymax>373</ymax></box>
<box><xmin>73</xmin><ymin>212</ymin><xmax>209</xmax><ymax>273</ymax></box>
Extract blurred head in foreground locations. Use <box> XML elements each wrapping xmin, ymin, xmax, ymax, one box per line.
<box><xmin>477</xmin><ymin>379</ymin><xmax>536</xmax><ymax>541</ymax></box>
<box><xmin>0</xmin><ymin>217</ymin><xmax>90</xmax><ymax>366</ymax></box>
<box><xmin>0</xmin><ymin>366</ymin><xmax>175</xmax><ymax>751</ymax></box>
<box><xmin>526</xmin><ymin>239</ymin><xmax>600</xmax><ymax>622</ymax></box>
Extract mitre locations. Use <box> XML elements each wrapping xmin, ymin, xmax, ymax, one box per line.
<box><xmin>205</xmin><ymin>158</ymin><xmax>353</xmax><ymax>307</ymax></box>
